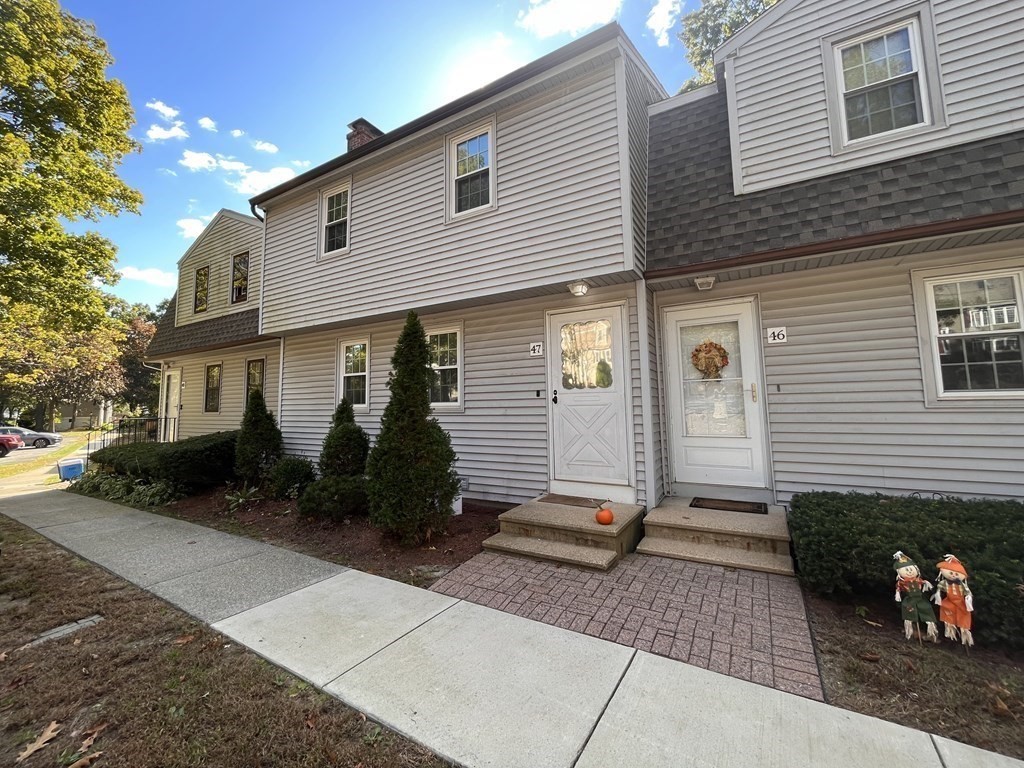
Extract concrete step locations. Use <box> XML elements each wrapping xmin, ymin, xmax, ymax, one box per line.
<box><xmin>643</xmin><ymin>498</ymin><xmax>790</xmax><ymax>554</ymax></box>
<box><xmin>483</xmin><ymin>532</ymin><xmax>618</xmax><ymax>571</ymax></box>
<box><xmin>635</xmin><ymin>536</ymin><xmax>795</xmax><ymax>575</ymax></box>
<box><xmin>498</xmin><ymin>500</ymin><xmax>644</xmax><ymax>557</ymax></box>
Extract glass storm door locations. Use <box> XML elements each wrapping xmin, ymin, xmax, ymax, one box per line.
<box><xmin>664</xmin><ymin>299</ymin><xmax>767</xmax><ymax>488</ymax></box>
<box><xmin>547</xmin><ymin>306</ymin><xmax>632</xmax><ymax>501</ymax></box>
<box><xmin>162</xmin><ymin>369</ymin><xmax>181</xmax><ymax>442</ymax></box>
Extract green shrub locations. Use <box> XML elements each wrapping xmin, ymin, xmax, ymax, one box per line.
<box><xmin>297</xmin><ymin>476</ymin><xmax>368</xmax><ymax>521</ymax></box>
<box><xmin>235</xmin><ymin>389</ymin><xmax>283</xmax><ymax>486</ymax></box>
<box><xmin>319</xmin><ymin>399</ymin><xmax>370</xmax><ymax>479</ymax></box>
<box><xmin>789</xmin><ymin>491</ymin><xmax>1024</xmax><ymax>650</ymax></box>
<box><xmin>70</xmin><ymin>472</ymin><xmax>180</xmax><ymax>507</ymax></box>
<box><xmin>366</xmin><ymin>311</ymin><xmax>459</xmax><ymax>545</ymax></box>
<box><xmin>270</xmin><ymin>456</ymin><xmax>317</xmax><ymax>500</ymax></box>
<box><xmin>89</xmin><ymin>430</ymin><xmax>238</xmax><ymax>491</ymax></box>
<box><xmin>225</xmin><ymin>483</ymin><xmax>263</xmax><ymax>514</ymax></box>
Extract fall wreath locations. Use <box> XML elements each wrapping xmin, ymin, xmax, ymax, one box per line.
<box><xmin>691</xmin><ymin>339</ymin><xmax>729</xmax><ymax>379</ymax></box>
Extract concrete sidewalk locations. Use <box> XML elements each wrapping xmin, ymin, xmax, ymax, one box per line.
<box><xmin>0</xmin><ymin>489</ymin><xmax>1019</xmax><ymax>768</ymax></box>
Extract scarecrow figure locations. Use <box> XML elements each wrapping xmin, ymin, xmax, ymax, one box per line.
<box><xmin>893</xmin><ymin>551</ymin><xmax>939</xmax><ymax>642</ymax></box>
<box><xmin>932</xmin><ymin>554</ymin><xmax>974</xmax><ymax>647</ymax></box>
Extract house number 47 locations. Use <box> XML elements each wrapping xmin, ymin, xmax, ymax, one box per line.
<box><xmin>767</xmin><ymin>327</ymin><xmax>787</xmax><ymax>344</ymax></box>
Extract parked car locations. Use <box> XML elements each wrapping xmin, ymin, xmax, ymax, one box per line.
<box><xmin>0</xmin><ymin>432</ymin><xmax>25</xmax><ymax>457</ymax></box>
<box><xmin>0</xmin><ymin>426</ymin><xmax>63</xmax><ymax>449</ymax></box>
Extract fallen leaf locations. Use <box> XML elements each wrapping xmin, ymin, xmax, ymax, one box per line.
<box><xmin>0</xmin><ymin>651</ymin><xmax>7</xmax><ymax>662</ymax></box>
<box><xmin>16</xmin><ymin>720</ymin><xmax>61</xmax><ymax>763</ymax></box>
<box><xmin>987</xmin><ymin>682</ymin><xmax>1013</xmax><ymax>697</ymax></box>
<box><xmin>73</xmin><ymin>638</ymin><xmax>81</xmax><ymax>646</ymax></box>
<box><xmin>904</xmin><ymin>658</ymin><xmax>917</xmax><ymax>673</ymax></box>
<box><xmin>68</xmin><ymin>751</ymin><xmax>103</xmax><ymax>768</ymax></box>
<box><xmin>174</xmin><ymin>634</ymin><xmax>195</xmax><ymax>646</ymax></box>
<box><xmin>305</xmin><ymin>715</ymin><xmax>316</xmax><ymax>730</ymax></box>
<box><xmin>79</xmin><ymin>722</ymin><xmax>108</xmax><ymax>751</ymax></box>
<box><xmin>358</xmin><ymin>712</ymin><xmax>367</xmax><ymax>723</ymax></box>
<box><xmin>992</xmin><ymin>697</ymin><xmax>1016</xmax><ymax>719</ymax></box>
<box><xmin>863</xmin><ymin>619</ymin><xmax>883</xmax><ymax>628</ymax></box>
<box><xmin>858</xmin><ymin>652</ymin><xmax>881</xmax><ymax>662</ymax></box>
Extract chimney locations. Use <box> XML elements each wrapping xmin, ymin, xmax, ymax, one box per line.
<box><xmin>347</xmin><ymin>118</ymin><xmax>384</xmax><ymax>151</ymax></box>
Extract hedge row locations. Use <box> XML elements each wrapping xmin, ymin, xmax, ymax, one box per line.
<box><xmin>89</xmin><ymin>431</ymin><xmax>239</xmax><ymax>492</ymax></box>
<box><xmin>789</xmin><ymin>491</ymin><xmax>1024</xmax><ymax>650</ymax></box>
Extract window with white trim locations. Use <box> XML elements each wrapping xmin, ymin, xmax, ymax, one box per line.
<box><xmin>245</xmin><ymin>358</ymin><xmax>265</xmax><ymax>406</ymax></box>
<box><xmin>194</xmin><ymin>266</ymin><xmax>209</xmax><ymax>313</ymax></box>
<box><xmin>448</xmin><ymin>121</ymin><xmax>495</xmax><ymax>218</ymax></box>
<box><xmin>833</xmin><ymin>20</ymin><xmax>928</xmax><ymax>144</ymax></box>
<box><xmin>320</xmin><ymin>182</ymin><xmax>350</xmax><ymax>256</ymax></box>
<box><xmin>204</xmin><ymin>364</ymin><xmax>222</xmax><ymax>413</ymax></box>
<box><xmin>339</xmin><ymin>340</ymin><xmax>368</xmax><ymax>408</ymax></box>
<box><xmin>428</xmin><ymin>329</ymin><xmax>461</xmax><ymax>406</ymax></box>
<box><xmin>232</xmin><ymin>252</ymin><xmax>249</xmax><ymax>304</ymax></box>
<box><xmin>924</xmin><ymin>270</ymin><xmax>1024</xmax><ymax>395</ymax></box>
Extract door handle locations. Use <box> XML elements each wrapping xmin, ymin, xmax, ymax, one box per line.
<box><xmin>552</xmin><ymin>389</ymin><xmax>558</xmax><ymax>404</ymax></box>
<box><xmin>751</xmin><ymin>383</ymin><xmax>757</xmax><ymax>403</ymax></box>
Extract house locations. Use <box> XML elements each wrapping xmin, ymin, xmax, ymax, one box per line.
<box><xmin>148</xmin><ymin>2</ymin><xmax>1024</xmax><ymax>532</ymax></box>
<box><xmin>147</xmin><ymin>209</ymin><xmax>279</xmax><ymax>443</ymax></box>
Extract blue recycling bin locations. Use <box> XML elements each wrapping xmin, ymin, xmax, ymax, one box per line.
<box><xmin>57</xmin><ymin>458</ymin><xmax>85</xmax><ymax>481</ymax></box>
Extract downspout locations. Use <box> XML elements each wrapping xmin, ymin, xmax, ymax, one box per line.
<box><xmin>249</xmin><ymin>202</ymin><xmax>264</xmax><ymax>222</ymax></box>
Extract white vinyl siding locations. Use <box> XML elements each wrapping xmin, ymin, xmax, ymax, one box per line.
<box><xmin>726</xmin><ymin>0</ymin><xmax>1024</xmax><ymax>192</ymax></box>
<box><xmin>176</xmin><ymin>213</ymin><xmax>263</xmax><ymax>326</ymax></box>
<box><xmin>622</xmin><ymin>56</ymin><xmax>662</xmax><ymax>273</ymax></box>
<box><xmin>261</xmin><ymin>66</ymin><xmax>629</xmax><ymax>334</ymax></box>
<box><xmin>653</xmin><ymin>246</ymin><xmax>1024</xmax><ymax>501</ymax></box>
<box><xmin>277</xmin><ymin>287</ymin><xmax>648</xmax><ymax>506</ymax></box>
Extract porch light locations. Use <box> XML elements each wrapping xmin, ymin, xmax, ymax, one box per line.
<box><xmin>694</xmin><ymin>275</ymin><xmax>716</xmax><ymax>291</ymax></box>
<box><xmin>566</xmin><ymin>280</ymin><xmax>589</xmax><ymax>297</ymax></box>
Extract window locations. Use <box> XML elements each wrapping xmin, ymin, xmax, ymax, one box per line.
<box><xmin>428</xmin><ymin>329</ymin><xmax>461</xmax><ymax>406</ymax></box>
<box><xmin>923</xmin><ymin>270</ymin><xmax>1024</xmax><ymax>397</ymax></box>
<box><xmin>338</xmin><ymin>340</ymin><xmax>368</xmax><ymax>408</ymax></box>
<box><xmin>194</xmin><ymin>266</ymin><xmax>209</xmax><ymax>313</ymax></box>
<box><xmin>245</xmin><ymin>359</ymin><xmax>265</xmax><ymax>406</ymax></box>
<box><xmin>448</xmin><ymin>120</ymin><xmax>495</xmax><ymax>218</ymax></box>
<box><xmin>204</xmin><ymin>364</ymin><xmax>222</xmax><ymax>412</ymax></box>
<box><xmin>321</xmin><ymin>182</ymin><xmax>350</xmax><ymax>256</ymax></box>
<box><xmin>232</xmin><ymin>252</ymin><xmax>249</xmax><ymax>304</ymax></box>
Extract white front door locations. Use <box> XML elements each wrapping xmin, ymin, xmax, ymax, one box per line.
<box><xmin>547</xmin><ymin>305</ymin><xmax>633</xmax><ymax>503</ymax></box>
<box><xmin>664</xmin><ymin>298</ymin><xmax>767</xmax><ymax>488</ymax></box>
<box><xmin>162</xmin><ymin>369</ymin><xmax>181</xmax><ymax>442</ymax></box>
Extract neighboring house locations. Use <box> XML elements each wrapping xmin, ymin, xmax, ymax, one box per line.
<box><xmin>146</xmin><ymin>209</ymin><xmax>279</xmax><ymax>442</ymax></box>
<box><xmin>644</xmin><ymin>0</ymin><xmax>1024</xmax><ymax>502</ymax></box>
<box><xmin>55</xmin><ymin>399</ymin><xmax>114</xmax><ymax>431</ymax></box>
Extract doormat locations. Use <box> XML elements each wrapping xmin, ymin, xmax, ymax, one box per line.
<box><xmin>690</xmin><ymin>497</ymin><xmax>768</xmax><ymax>515</ymax></box>
<box><xmin>536</xmin><ymin>494</ymin><xmax>603</xmax><ymax>508</ymax></box>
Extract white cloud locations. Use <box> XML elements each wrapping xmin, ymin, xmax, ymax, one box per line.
<box><xmin>146</xmin><ymin>121</ymin><xmax>189</xmax><ymax>141</ymax></box>
<box><xmin>230</xmin><ymin>129</ymin><xmax>245</xmax><ymax>137</ymax></box>
<box><xmin>435</xmin><ymin>33</ymin><xmax>530</xmax><ymax>105</ymax></box>
<box><xmin>145</xmin><ymin>99</ymin><xmax>179</xmax><ymax>120</ymax></box>
<box><xmin>120</xmin><ymin>265</ymin><xmax>178</xmax><ymax>287</ymax></box>
<box><xmin>176</xmin><ymin>214</ymin><xmax>215</xmax><ymax>240</ymax></box>
<box><xmin>178</xmin><ymin>150</ymin><xmax>217</xmax><ymax>171</ymax></box>
<box><xmin>227</xmin><ymin>166</ymin><xmax>297</xmax><ymax>195</ymax></box>
<box><xmin>291</xmin><ymin>160</ymin><xmax>311</xmax><ymax>168</ymax></box>
<box><xmin>216</xmin><ymin>155</ymin><xmax>249</xmax><ymax>172</ymax></box>
<box><xmin>516</xmin><ymin>0</ymin><xmax>621</xmax><ymax>38</ymax></box>
<box><xmin>198</xmin><ymin>116</ymin><xmax>217</xmax><ymax>131</ymax></box>
<box><xmin>252</xmin><ymin>139</ymin><xmax>279</xmax><ymax>153</ymax></box>
<box><xmin>646</xmin><ymin>0</ymin><xmax>682</xmax><ymax>46</ymax></box>
<box><xmin>157</xmin><ymin>168</ymin><xmax>177</xmax><ymax>177</ymax></box>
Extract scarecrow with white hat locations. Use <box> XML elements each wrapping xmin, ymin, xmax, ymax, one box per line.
<box><xmin>893</xmin><ymin>551</ymin><xmax>939</xmax><ymax>642</ymax></box>
<box><xmin>932</xmin><ymin>554</ymin><xmax>974</xmax><ymax>647</ymax></box>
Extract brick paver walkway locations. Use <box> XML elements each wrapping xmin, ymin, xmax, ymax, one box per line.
<box><xmin>431</xmin><ymin>551</ymin><xmax>824</xmax><ymax>700</ymax></box>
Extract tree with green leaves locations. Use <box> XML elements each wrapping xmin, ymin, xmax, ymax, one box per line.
<box><xmin>366</xmin><ymin>312</ymin><xmax>460</xmax><ymax>545</ymax></box>
<box><xmin>0</xmin><ymin>0</ymin><xmax>142</xmax><ymax>326</ymax></box>
<box><xmin>678</xmin><ymin>0</ymin><xmax>780</xmax><ymax>90</ymax></box>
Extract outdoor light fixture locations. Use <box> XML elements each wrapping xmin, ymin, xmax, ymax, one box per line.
<box><xmin>566</xmin><ymin>280</ymin><xmax>589</xmax><ymax>297</ymax></box>
<box><xmin>694</xmin><ymin>275</ymin><xmax>716</xmax><ymax>291</ymax></box>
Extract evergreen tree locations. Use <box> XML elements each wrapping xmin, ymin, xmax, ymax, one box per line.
<box><xmin>366</xmin><ymin>311</ymin><xmax>460</xmax><ymax>544</ymax></box>
<box><xmin>235</xmin><ymin>388</ymin><xmax>283</xmax><ymax>486</ymax></box>
<box><xmin>319</xmin><ymin>398</ymin><xmax>370</xmax><ymax>478</ymax></box>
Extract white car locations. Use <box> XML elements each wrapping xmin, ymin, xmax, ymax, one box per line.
<box><xmin>0</xmin><ymin>426</ymin><xmax>64</xmax><ymax>448</ymax></box>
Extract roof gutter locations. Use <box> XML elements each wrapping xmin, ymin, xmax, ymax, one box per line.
<box><xmin>645</xmin><ymin>208</ymin><xmax>1024</xmax><ymax>281</ymax></box>
<box><xmin>250</xmin><ymin>203</ymin><xmax>264</xmax><ymax>222</ymax></box>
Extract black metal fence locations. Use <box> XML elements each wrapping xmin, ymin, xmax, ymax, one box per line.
<box><xmin>86</xmin><ymin>417</ymin><xmax>177</xmax><ymax>466</ymax></box>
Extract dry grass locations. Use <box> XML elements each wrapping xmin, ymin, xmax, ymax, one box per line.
<box><xmin>0</xmin><ymin>515</ymin><xmax>449</xmax><ymax>768</ymax></box>
<box><xmin>807</xmin><ymin>595</ymin><xmax>1024</xmax><ymax>759</ymax></box>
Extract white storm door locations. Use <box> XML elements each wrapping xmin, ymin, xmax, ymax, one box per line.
<box><xmin>162</xmin><ymin>369</ymin><xmax>181</xmax><ymax>442</ymax></box>
<box><xmin>665</xmin><ymin>299</ymin><xmax>767</xmax><ymax>488</ymax></box>
<box><xmin>547</xmin><ymin>306</ymin><xmax>631</xmax><ymax>497</ymax></box>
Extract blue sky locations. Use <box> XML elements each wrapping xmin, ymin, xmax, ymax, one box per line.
<box><xmin>65</xmin><ymin>0</ymin><xmax>696</xmax><ymax>308</ymax></box>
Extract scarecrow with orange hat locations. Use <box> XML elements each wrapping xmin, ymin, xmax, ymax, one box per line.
<box><xmin>931</xmin><ymin>554</ymin><xmax>974</xmax><ymax>647</ymax></box>
<box><xmin>893</xmin><ymin>551</ymin><xmax>939</xmax><ymax>642</ymax></box>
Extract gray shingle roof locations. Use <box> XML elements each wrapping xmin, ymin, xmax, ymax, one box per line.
<box><xmin>146</xmin><ymin>294</ymin><xmax>267</xmax><ymax>358</ymax></box>
<box><xmin>646</xmin><ymin>91</ymin><xmax>1024</xmax><ymax>275</ymax></box>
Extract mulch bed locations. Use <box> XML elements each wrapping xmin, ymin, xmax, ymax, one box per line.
<box><xmin>160</xmin><ymin>490</ymin><xmax>506</xmax><ymax>587</ymax></box>
<box><xmin>806</xmin><ymin>594</ymin><xmax>1024</xmax><ymax>759</ymax></box>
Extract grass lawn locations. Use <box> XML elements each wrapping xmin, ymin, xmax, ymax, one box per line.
<box><xmin>0</xmin><ymin>432</ymin><xmax>90</xmax><ymax>481</ymax></box>
<box><xmin>0</xmin><ymin>514</ymin><xmax>448</xmax><ymax>768</ymax></box>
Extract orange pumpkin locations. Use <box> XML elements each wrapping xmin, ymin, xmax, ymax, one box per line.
<box><xmin>595</xmin><ymin>508</ymin><xmax>614</xmax><ymax>525</ymax></box>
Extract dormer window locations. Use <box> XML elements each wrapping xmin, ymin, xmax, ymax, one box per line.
<box><xmin>320</xmin><ymin>181</ymin><xmax>351</xmax><ymax>257</ymax></box>
<box><xmin>194</xmin><ymin>266</ymin><xmax>209</xmax><ymax>313</ymax></box>
<box><xmin>232</xmin><ymin>252</ymin><xmax>249</xmax><ymax>304</ymax></box>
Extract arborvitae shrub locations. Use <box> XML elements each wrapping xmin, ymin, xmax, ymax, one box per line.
<box><xmin>235</xmin><ymin>389</ymin><xmax>283</xmax><ymax>486</ymax></box>
<box><xmin>297</xmin><ymin>475</ymin><xmax>368</xmax><ymax>521</ymax></box>
<box><xmin>366</xmin><ymin>311</ymin><xmax>459</xmax><ymax>545</ymax></box>
<box><xmin>318</xmin><ymin>398</ymin><xmax>370</xmax><ymax>479</ymax></box>
<box><xmin>269</xmin><ymin>455</ymin><xmax>317</xmax><ymax>500</ymax></box>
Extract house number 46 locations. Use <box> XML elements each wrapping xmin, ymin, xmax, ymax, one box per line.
<box><xmin>767</xmin><ymin>327</ymin><xmax>787</xmax><ymax>344</ymax></box>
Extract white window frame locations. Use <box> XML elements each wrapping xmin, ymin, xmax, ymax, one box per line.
<box><xmin>194</xmin><ymin>265</ymin><xmax>210</xmax><ymax>313</ymax></box>
<box><xmin>203</xmin><ymin>362</ymin><xmax>223</xmax><ymax>414</ymax></box>
<box><xmin>319</xmin><ymin>179</ymin><xmax>352</xmax><ymax>258</ymax></box>
<box><xmin>446</xmin><ymin>118</ymin><xmax>497</xmax><ymax>222</ymax></box>
<box><xmin>337</xmin><ymin>338</ymin><xmax>370</xmax><ymax>413</ymax></box>
<box><xmin>821</xmin><ymin>4</ymin><xmax>945</xmax><ymax>155</ymax></box>
<box><xmin>912</xmin><ymin>260</ymin><xmax>1024</xmax><ymax>406</ymax></box>
<box><xmin>231</xmin><ymin>251</ymin><xmax>250</xmax><ymax>304</ymax></box>
<box><xmin>244</xmin><ymin>357</ymin><xmax>265</xmax><ymax>407</ymax></box>
<box><xmin>426</xmin><ymin>323</ymin><xmax>464</xmax><ymax>411</ymax></box>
